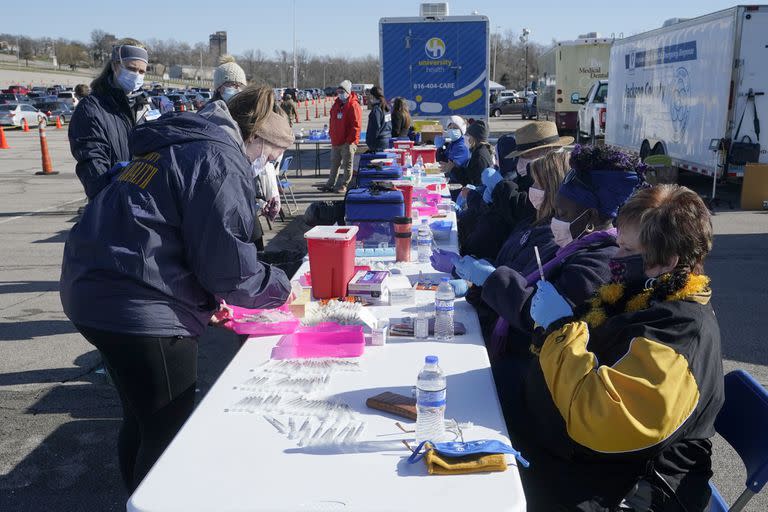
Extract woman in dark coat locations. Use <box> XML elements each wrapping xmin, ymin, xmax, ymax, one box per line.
<box><xmin>364</xmin><ymin>86</ymin><xmax>392</xmax><ymax>152</ymax></box>
<box><xmin>68</xmin><ymin>39</ymin><xmax>152</xmax><ymax>199</ymax></box>
<box><xmin>451</xmin><ymin>120</ymin><xmax>493</xmax><ymax>187</ymax></box>
<box><xmin>390</xmin><ymin>97</ymin><xmax>411</xmax><ymax>138</ymax></box>
<box><xmin>60</xmin><ymin>86</ymin><xmax>294</xmax><ymax>491</ymax></box>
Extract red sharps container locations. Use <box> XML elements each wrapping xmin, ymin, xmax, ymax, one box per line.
<box><xmin>392</xmin><ymin>216</ymin><xmax>412</xmax><ymax>262</ymax></box>
<box><xmin>394</xmin><ymin>183</ymin><xmax>414</xmax><ymax>217</ymax></box>
<box><xmin>304</xmin><ymin>226</ymin><xmax>359</xmax><ymax>299</ymax></box>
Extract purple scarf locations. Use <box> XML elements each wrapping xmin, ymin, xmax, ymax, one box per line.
<box><xmin>488</xmin><ymin>228</ymin><xmax>617</xmax><ymax>359</ymax></box>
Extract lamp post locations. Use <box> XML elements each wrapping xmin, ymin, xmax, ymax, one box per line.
<box><xmin>292</xmin><ymin>0</ymin><xmax>298</xmax><ymax>89</ymax></box>
<box><xmin>519</xmin><ymin>28</ymin><xmax>530</xmax><ymax>93</ymax></box>
<box><xmin>492</xmin><ymin>25</ymin><xmax>501</xmax><ymax>82</ymax></box>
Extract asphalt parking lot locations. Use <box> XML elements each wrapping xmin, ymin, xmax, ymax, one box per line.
<box><xmin>0</xmin><ymin>116</ymin><xmax>767</xmax><ymax>511</ymax></box>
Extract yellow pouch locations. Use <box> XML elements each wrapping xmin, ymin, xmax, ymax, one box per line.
<box><xmin>423</xmin><ymin>448</ymin><xmax>508</xmax><ymax>475</ymax></box>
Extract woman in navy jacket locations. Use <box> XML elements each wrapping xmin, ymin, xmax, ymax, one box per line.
<box><xmin>60</xmin><ymin>86</ymin><xmax>294</xmax><ymax>491</ymax></box>
<box><xmin>364</xmin><ymin>86</ymin><xmax>392</xmax><ymax>153</ymax></box>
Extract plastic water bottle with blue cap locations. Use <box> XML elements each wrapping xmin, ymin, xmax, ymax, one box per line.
<box><xmin>435</xmin><ymin>277</ymin><xmax>455</xmax><ymax>341</ymax></box>
<box><xmin>416</xmin><ymin>355</ymin><xmax>446</xmax><ymax>444</ymax></box>
<box><xmin>417</xmin><ymin>218</ymin><xmax>433</xmax><ymax>263</ymax></box>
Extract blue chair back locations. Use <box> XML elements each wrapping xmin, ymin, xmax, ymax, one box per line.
<box><xmin>708</xmin><ymin>369</ymin><xmax>768</xmax><ymax>511</ymax></box>
<box><xmin>279</xmin><ymin>155</ymin><xmax>294</xmax><ymax>175</ymax></box>
<box><xmin>496</xmin><ymin>134</ymin><xmax>517</xmax><ymax>176</ymax></box>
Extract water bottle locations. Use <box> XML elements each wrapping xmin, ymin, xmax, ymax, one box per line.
<box><xmin>299</xmin><ymin>127</ymin><xmax>305</xmax><ymax>139</ymax></box>
<box><xmin>417</xmin><ymin>218</ymin><xmax>433</xmax><ymax>263</ymax></box>
<box><xmin>414</xmin><ymin>309</ymin><xmax>429</xmax><ymax>339</ymax></box>
<box><xmin>416</xmin><ymin>355</ymin><xmax>446</xmax><ymax>444</ymax></box>
<box><xmin>323</xmin><ymin>124</ymin><xmax>328</xmax><ymax>138</ymax></box>
<box><xmin>404</xmin><ymin>153</ymin><xmax>413</xmax><ymax>170</ymax></box>
<box><xmin>434</xmin><ymin>278</ymin><xmax>455</xmax><ymax>341</ymax></box>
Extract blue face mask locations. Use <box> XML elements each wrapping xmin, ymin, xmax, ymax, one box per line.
<box><xmin>408</xmin><ymin>439</ymin><xmax>530</xmax><ymax>468</ymax></box>
<box><xmin>116</xmin><ymin>67</ymin><xmax>144</xmax><ymax>94</ymax></box>
<box><xmin>445</xmin><ymin>128</ymin><xmax>462</xmax><ymax>141</ymax></box>
<box><xmin>221</xmin><ymin>87</ymin><xmax>239</xmax><ymax>102</ymax></box>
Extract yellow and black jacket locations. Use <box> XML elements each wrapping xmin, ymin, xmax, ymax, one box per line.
<box><xmin>514</xmin><ymin>283</ymin><xmax>724</xmax><ymax>511</ymax></box>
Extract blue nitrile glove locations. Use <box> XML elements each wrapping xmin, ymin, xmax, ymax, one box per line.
<box><xmin>530</xmin><ymin>281</ymin><xmax>574</xmax><ymax>329</ymax></box>
<box><xmin>448</xmin><ymin>279</ymin><xmax>469</xmax><ymax>298</ymax></box>
<box><xmin>455</xmin><ymin>193</ymin><xmax>466</xmax><ymax>211</ymax></box>
<box><xmin>430</xmin><ymin>249</ymin><xmax>460</xmax><ymax>274</ymax></box>
<box><xmin>481</xmin><ymin>167</ymin><xmax>503</xmax><ymax>203</ymax></box>
<box><xmin>454</xmin><ymin>256</ymin><xmax>496</xmax><ymax>286</ymax></box>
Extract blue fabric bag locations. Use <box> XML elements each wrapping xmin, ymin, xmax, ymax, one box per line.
<box><xmin>344</xmin><ymin>186</ymin><xmax>405</xmax><ymax>247</ymax></box>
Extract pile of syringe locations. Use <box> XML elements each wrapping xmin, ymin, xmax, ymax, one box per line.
<box><xmin>225</xmin><ymin>358</ymin><xmax>366</xmax><ymax>447</ymax></box>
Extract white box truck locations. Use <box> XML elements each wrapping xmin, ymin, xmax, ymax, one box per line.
<box><xmin>605</xmin><ymin>6</ymin><xmax>768</xmax><ymax>178</ymax></box>
<box><xmin>537</xmin><ymin>36</ymin><xmax>612</xmax><ymax>133</ymax></box>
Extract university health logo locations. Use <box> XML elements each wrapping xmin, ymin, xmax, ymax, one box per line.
<box><xmin>425</xmin><ymin>37</ymin><xmax>446</xmax><ymax>59</ymax></box>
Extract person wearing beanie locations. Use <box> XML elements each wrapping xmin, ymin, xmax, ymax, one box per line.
<box><xmin>69</xmin><ymin>38</ymin><xmax>153</xmax><ymax>200</ymax></box>
<box><xmin>321</xmin><ymin>79</ymin><xmax>362</xmax><ymax>193</ymax></box>
<box><xmin>60</xmin><ymin>85</ymin><xmax>292</xmax><ymax>491</ymax></box>
<box><xmin>438</xmin><ymin>115</ymin><xmax>470</xmax><ymax>177</ymax></box>
<box><xmin>451</xmin><ymin>119</ymin><xmax>493</xmax><ymax>187</ymax></box>
<box><xmin>212</xmin><ymin>55</ymin><xmax>247</xmax><ymax>102</ymax></box>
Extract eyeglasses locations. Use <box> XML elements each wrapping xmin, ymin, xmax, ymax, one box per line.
<box><xmin>562</xmin><ymin>168</ymin><xmax>595</xmax><ymax>191</ymax></box>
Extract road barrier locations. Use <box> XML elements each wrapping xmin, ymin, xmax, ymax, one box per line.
<box><xmin>0</xmin><ymin>126</ymin><xmax>8</xmax><ymax>149</ymax></box>
<box><xmin>22</xmin><ymin>118</ymin><xmax>29</xmax><ymax>132</ymax></box>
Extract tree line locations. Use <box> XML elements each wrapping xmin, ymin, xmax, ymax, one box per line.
<box><xmin>0</xmin><ymin>29</ymin><xmax>542</xmax><ymax>90</ymax></box>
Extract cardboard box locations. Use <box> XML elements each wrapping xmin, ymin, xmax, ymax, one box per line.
<box><xmin>419</xmin><ymin>124</ymin><xmax>444</xmax><ymax>145</ymax></box>
<box><xmin>741</xmin><ymin>164</ymin><xmax>768</xmax><ymax>210</ymax></box>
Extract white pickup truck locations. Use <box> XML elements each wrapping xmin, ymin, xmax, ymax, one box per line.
<box><xmin>572</xmin><ymin>79</ymin><xmax>608</xmax><ymax>144</ymax></box>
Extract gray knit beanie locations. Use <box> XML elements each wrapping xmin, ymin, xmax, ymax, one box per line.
<box><xmin>214</xmin><ymin>55</ymin><xmax>247</xmax><ymax>90</ymax></box>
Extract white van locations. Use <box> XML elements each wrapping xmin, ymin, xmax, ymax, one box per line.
<box><xmin>57</xmin><ymin>91</ymin><xmax>78</xmax><ymax>108</ymax></box>
<box><xmin>351</xmin><ymin>83</ymin><xmax>374</xmax><ymax>106</ymax></box>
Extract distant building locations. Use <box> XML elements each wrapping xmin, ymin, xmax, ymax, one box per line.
<box><xmin>169</xmin><ymin>65</ymin><xmax>215</xmax><ymax>81</ymax></box>
<box><xmin>209</xmin><ymin>31</ymin><xmax>227</xmax><ymax>59</ymax></box>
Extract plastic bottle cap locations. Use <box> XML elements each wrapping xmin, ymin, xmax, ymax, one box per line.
<box><xmin>425</xmin><ymin>355</ymin><xmax>438</xmax><ymax>364</ymax></box>
<box><xmin>421</xmin><ymin>218</ymin><xmax>429</xmax><ymax>224</ymax></box>
<box><xmin>441</xmin><ymin>277</ymin><xmax>449</xmax><ymax>282</ymax></box>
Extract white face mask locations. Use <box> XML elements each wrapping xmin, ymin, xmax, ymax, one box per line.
<box><xmin>517</xmin><ymin>157</ymin><xmax>532</xmax><ymax>177</ymax></box>
<box><xmin>550</xmin><ymin>210</ymin><xmax>590</xmax><ymax>247</ymax></box>
<box><xmin>528</xmin><ymin>186</ymin><xmax>546</xmax><ymax>210</ymax></box>
<box><xmin>338</xmin><ymin>92</ymin><xmax>349</xmax><ymax>102</ymax></box>
<box><xmin>221</xmin><ymin>86</ymin><xmax>239</xmax><ymax>102</ymax></box>
<box><xmin>445</xmin><ymin>128</ymin><xmax>462</xmax><ymax>141</ymax></box>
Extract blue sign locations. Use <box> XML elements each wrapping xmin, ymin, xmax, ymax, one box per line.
<box><xmin>380</xmin><ymin>18</ymin><xmax>489</xmax><ymax>118</ymax></box>
<box><xmin>625</xmin><ymin>41</ymin><xmax>698</xmax><ymax>69</ymax></box>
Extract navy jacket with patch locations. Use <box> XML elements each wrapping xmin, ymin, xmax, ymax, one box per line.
<box><xmin>60</xmin><ymin>102</ymin><xmax>291</xmax><ymax>337</ymax></box>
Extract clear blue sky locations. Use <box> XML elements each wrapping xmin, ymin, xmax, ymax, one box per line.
<box><xmin>4</xmin><ymin>0</ymin><xmax>740</xmax><ymax>57</ymax></box>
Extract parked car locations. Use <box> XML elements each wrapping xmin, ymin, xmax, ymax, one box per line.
<box><xmin>33</xmin><ymin>101</ymin><xmax>74</xmax><ymax>123</ymax></box>
<box><xmin>166</xmin><ymin>94</ymin><xmax>193</xmax><ymax>112</ymax></box>
<box><xmin>490</xmin><ymin>96</ymin><xmax>528</xmax><ymax>118</ymax></box>
<box><xmin>197</xmin><ymin>91</ymin><xmax>212</xmax><ymax>101</ymax></box>
<box><xmin>3</xmin><ymin>85</ymin><xmax>30</xmax><ymax>95</ymax></box>
<box><xmin>0</xmin><ymin>103</ymin><xmax>47</xmax><ymax>127</ymax></box>
<box><xmin>1</xmin><ymin>93</ymin><xmax>27</xmax><ymax>104</ymax></box>
<box><xmin>323</xmin><ymin>86</ymin><xmax>337</xmax><ymax>97</ymax></box>
<box><xmin>497</xmin><ymin>89</ymin><xmax>519</xmax><ymax>101</ymax></box>
<box><xmin>522</xmin><ymin>93</ymin><xmax>538</xmax><ymax>120</ymax></box>
<box><xmin>56</xmin><ymin>90</ymin><xmax>79</xmax><ymax>108</ymax></box>
<box><xmin>150</xmin><ymin>95</ymin><xmax>175</xmax><ymax>114</ymax></box>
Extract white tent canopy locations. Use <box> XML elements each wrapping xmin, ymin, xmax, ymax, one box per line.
<box><xmin>489</xmin><ymin>80</ymin><xmax>505</xmax><ymax>91</ymax></box>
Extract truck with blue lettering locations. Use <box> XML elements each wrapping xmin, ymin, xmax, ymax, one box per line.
<box><xmin>379</xmin><ymin>14</ymin><xmax>490</xmax><ymax>122</ymax></box>
<box><xmin>605</xmin><ymin>6</ymin><xmax>768</xmax><ymax>178</ymax></box>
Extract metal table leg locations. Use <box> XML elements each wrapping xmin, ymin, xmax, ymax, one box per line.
<box><xmin>315</xmin><ymin>143</ymin><xmax>321</xmax><ymax>176</ymax></box>
<box><xmin>295</xmin><ymin>142</ymin><xmax>303</xmax><ymax>176</ymax></box>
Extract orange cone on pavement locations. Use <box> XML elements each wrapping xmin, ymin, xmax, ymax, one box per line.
<box><xmin>305</xmin><ymin>101</ymin><xmax>310</xmax><ymax>121</ymax></box>
<box><xmin>35</xmin><ymin>122</ymin><xmax>59</xmax><ymax>176</ymax></box>
<box><xmin>315</xmin><ymin>101</ymin><xmax>320</xmax><ymax>119</ymax></box>
<box><xmin>22</xmin><ymin>118</ymin><xmax>29</xmax><ymax>132</ymax></box>
<box><xmin>55</xmin><ymin>116</ymin><xmax>63</xmax><ymax>129</ymax></box>
<box><xmin>0</xmin><ymin>126</ymin><xmax>9</xmax><ymax>149</ymax></box>
<box><xmin>323</xmin><ymin>100</ymin><xmax>328</xmax><ymax>116</ymax></box>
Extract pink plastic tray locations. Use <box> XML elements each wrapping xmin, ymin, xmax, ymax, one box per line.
<box><xmin>270</xmin><ymin>323</ymin><xmax>365</xmax><ymax>359</ymax></box>
<box><xmin>223</xmin><ymin>304</ymin><xmax>300</xmax><ymax>336</ymax></box>
<box><xmin>412</xmin><ymin>204</ymin><xmax>439</xmax><ymax>217</ymax></box>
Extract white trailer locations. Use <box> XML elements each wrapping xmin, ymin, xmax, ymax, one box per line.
<box><xmin>605</xmin><ymin>6</ymin><xmax>768</xmax><ymax>178</ymax></box>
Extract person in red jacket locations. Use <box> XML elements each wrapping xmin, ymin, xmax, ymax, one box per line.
<box><xmin>320</xmin><ymin>80</ymin><xmax>362</xmax><ymax>193</ymax></box>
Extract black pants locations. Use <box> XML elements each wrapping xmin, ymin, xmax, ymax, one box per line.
<box><xmin>77</xmin><ymin>325</ymin><xmax>198</xmax><ymax>492</ymax></box>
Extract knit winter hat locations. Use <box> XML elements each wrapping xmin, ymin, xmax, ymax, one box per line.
<box><xmin>254</xmin><ymin>111</ymin><xmax>295</xmax><ymax>149</ymax></box>
<box><xmin>214</xmin><ymin>55</ymin><xmax>247</xmax><ymax>90</ymax></box>
<box><xmin>338</xmin><ymin>80</ymin><xmax>352</xmax><ymax>94</ymax></box>
<box><xmin>466</xmin><ymin>120</ymin><xmax>489</xmax><ymax>142</ymax></box>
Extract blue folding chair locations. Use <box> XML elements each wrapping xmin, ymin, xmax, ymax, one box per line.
<box><xmin>708</xmin><ymin>370</ymin><xmax>768</xmax><ymax>512</ymax></box>
<box><xmin>277</xmin><ymin>155</ymin><xmax>298</xmax><ymax>216</ymax></box>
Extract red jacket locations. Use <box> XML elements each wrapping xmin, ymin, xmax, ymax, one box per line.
<box><xmin>329</xmin><ymin>93</ymin><xmax>362</xmax><ymax>146</ymax></box>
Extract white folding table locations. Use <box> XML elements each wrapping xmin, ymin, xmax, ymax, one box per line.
<box><xmin>128</xmin><ymin>218</ymin><xmax>526</xmax><ymax>512</ymax></box>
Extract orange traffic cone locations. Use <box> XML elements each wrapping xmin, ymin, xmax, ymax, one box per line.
<box><xmin>323</xmin><ymin>101</ymin><xmax>328</xmax><ymax>116</ymax></box>
<box><xmin>315</xmin><ymin>101</ymin><xmax>320</xmax><ymax>119</ymax></box>
<box><xmin>305</xmin><ymin>102</ymin><xmax>310</xmax><ymax>121</ymax></box>
<box><xmin>22</xmin><ymin>118</ymin><xmax>29</xmax><ymax>132</ymax></box>
<box><xmin>35</xmin><ymin>122</ymin><xmax>59</xmax><ymax>176</ymax></box>
<box><xmin>55</xmin><ymin>116</ymin><xmax>63</xmax><ymax>129</ymax></box>
<box><xmin>0</xmin><ymin>126</ymin><xmax>9</xmax><ymax>149</ymax></box>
